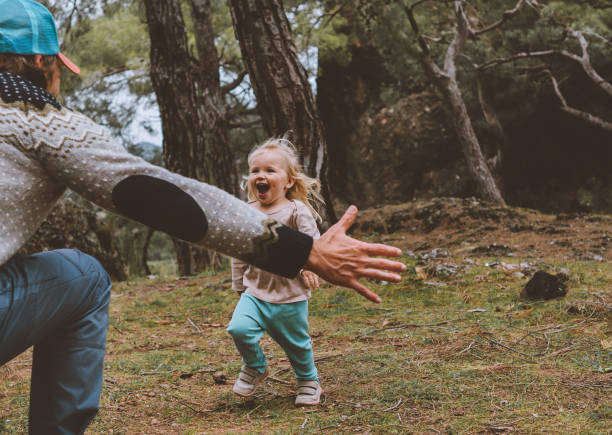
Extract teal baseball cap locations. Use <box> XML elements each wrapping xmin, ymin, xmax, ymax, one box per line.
<box><xmin>0</xmin><ymin>0</ymin><xmax>80</xmax><ymax>74</ymax></box>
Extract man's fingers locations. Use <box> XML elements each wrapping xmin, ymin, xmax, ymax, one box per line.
<box><xmin>350</xmin><ymin>280</ymin><xmax>382</xmax><ymax>303</ymax></box>
<box><xmin>360</xmin><ymin>242</ymin><xmax>403</xmax><ymax>258</ymax></box>
<box><xmin>360</xmin><ymin>257</ymin><xmax>406</xmax><ymax>273</ymax></box>
<box><xmin>360</xmin><ymin>269</ymin><xmax>403</xmax><ymax>283</ymax></box>
<box><xmin>335</xmin><ymin>205</ymin><xmax>359</xmax><ymax>232</ymax></box>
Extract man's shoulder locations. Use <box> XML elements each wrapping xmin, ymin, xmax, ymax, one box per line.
<box><xmin>25</xmin><ymin>106</ymin><xmax>109</xmax><ymax>151</ymax></box>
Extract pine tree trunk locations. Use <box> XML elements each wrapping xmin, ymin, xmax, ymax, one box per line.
<box><xmin>141</xmin><ymin>228</ymin><xmax>154</xmax><ymax>276</ymax></box>
<box><xmin>143</xmin><ymin>0</ymin><xmax>211</xmax><ymax>275</ymax></box>
<box><xmin>445</xmin><ymin>78</ymin><xmax>506</xmax><ymax>204</ymax></box>
<box><xmin>317</xmin><ymin>2</ymin><xmax>392</xmax><ymax>205</ymax></box>
<box><xmin>190</xmin><ymin>0</ymin><xmax>239</xmax><ymax>196</ymax></box>
<box><xmin>410</xmin><ymin>1</ymin><xmax>506</xmax><ymax>205</ymax></box>
<box><xmin>228</xmin><ymin>0</ymin><xmax>337</xmax><ymax>224</ymax></box>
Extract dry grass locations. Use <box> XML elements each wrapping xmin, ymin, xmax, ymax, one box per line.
<box><xmin>1</xmin><ymin>202</ymin><xmax>610</xmax><ymax>434</ymax></box>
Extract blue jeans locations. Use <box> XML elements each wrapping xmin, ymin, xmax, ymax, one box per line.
<box><xmin>0</xmin><ymin>249</ymin><xmax>111</xmax><ymax>435</ymax></box>
<box><xmin>227</xmin><ymin>293</ymin><xmax>318</xmax><ymax>381</ymax></box>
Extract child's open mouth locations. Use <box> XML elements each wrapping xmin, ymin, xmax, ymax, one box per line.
<box><xmin>256</xmin><ymin>182</ymin><xmax>270</xmax><ymax>194</ymax></box>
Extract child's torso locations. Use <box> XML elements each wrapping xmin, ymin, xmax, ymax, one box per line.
<box><xmin>242</xmin><ymin>200</ymin><xmax>318</xmax><ymax>304</ymax></box>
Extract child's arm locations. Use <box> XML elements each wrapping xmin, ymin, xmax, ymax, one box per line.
<box><xmin>231</xmin><ymin>257</ymin><xmax>248</xmax><ymax>293</ymax></box>
<box><xmin>294</xmin><ymin>203</ymin><xmax>321</xmax><ymax>289</ymax></box>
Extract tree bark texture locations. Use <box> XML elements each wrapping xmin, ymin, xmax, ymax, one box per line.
<box><xmin>228</xmin><ymin>0</ymin><xmax>337</xmax><ymax>223</ymax></box>
<box><xmin>476</xmin><ymin>71</ymin><xmax>509</xmax><ymax>189</ymax></box>
<box><xmin>141</xmin><ymin>227</ymin><xmax>154</xmax><ymax>276</ymax></box>
<box><xmin>444</xmin><ymin>77</ymin><xmax>506</xmax><ymax>205</ymax></box>
<box><xmin>317</xmin><ymin>2</ymin><xmax>392</xmax><ymax>205</ymax></box>
<box><xmin>144</xmin><ymin>0</ymin><xmax>211</xmax><ymax>275</ymax></box>
<box><xmin>190</xmin><ymin>0</ymin><xmax>240</xmax><ymax>196</ymax></box>
<box><xmin>408</xmin><ymin>1</ymin><xmax>506</xmax><ymax>205</ymax></box>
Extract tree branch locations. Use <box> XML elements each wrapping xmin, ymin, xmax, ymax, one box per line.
<box><xmin>221</xmin><ymin>69</ymin><xmax>248</xmax><ymax>94</ymax></box>
<box><xmin>402</xmin><ymin>0</ymin><xmax>448</xmax><ymax>81</ymax></box>
<box><xmin>403</xmin><ymin>0</ymin><xmax>435</xmax><ymax>55</ymax></box>
<box><xmin>470</xmin><ymin>0</ymin><xmax>528</xmax><ymax>36</ymax></box>
<box><xmin>444</xmin><ymin>1</ymin><xmax>469</xmax><ymax>77</ymax></box>
<box><xmin>544</xmin><ymin>70</ymin><xmax>612</xmax><ymax>133</ymax></box>
<box><xmin>423</xmin><ymin>34</ymin><xmax>448</xmax><ymax>44</ymax></box>
<box><xmin>61</xmin><ymin>0</ymin><xmax>79</xmax><ymax>50</ymax></box>
<box><xmin>582</xmin><ymin>30</ymin><xmax>612</xmax><ymax>46</ymax></box>
<box><xmin>477</xmin><ymin>33</ymin><xmax>612</xmax><ymax>98</ymax></box>
<box><xmin>477</xmin><ymin>50</ymin><xmax>562</xmax><ymax>71</ymax></box>
<box><xmin>568</xmin><ymin>29</ymin><xmax>612</xmax><ymax>97</ymax></box>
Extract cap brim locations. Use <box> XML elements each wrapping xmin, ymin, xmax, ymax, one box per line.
<box><xmin>58</xmin><ymin>52</ymin><xmax>80</xmax><ymax>75</ymax></box>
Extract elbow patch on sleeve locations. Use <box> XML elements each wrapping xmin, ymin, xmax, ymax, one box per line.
<box><xmin>112</xmin><ymin>175</ymin><xmax>207</xmax><ymax>242</ymax></box>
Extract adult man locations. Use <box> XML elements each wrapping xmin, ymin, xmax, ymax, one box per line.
<box><xmin>0</xmin><ymin>0</ymin><xmax>405</xmax><ymax>433</ymax></box>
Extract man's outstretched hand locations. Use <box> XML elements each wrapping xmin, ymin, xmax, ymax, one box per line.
<box><xmin>304</xmin><ymin>205</ymin><xmax>405</xmax><ymax>303</ymax></box>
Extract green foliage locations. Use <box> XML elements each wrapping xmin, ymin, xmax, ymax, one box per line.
<box><xmin>70</xmin><ymin>9</ymin><xmax>148</xmax><ymax>80</ymax></box>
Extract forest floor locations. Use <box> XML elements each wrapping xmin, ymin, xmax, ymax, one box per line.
<box><xmin>1</xmin><ymin>198</ymin><xmax>610</xmax><ymax>434</ymax></box>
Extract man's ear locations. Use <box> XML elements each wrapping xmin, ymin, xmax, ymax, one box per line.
<box><xmin>34</xmin><ymin>55</ymin><xmax>44</xmax><ymax>69</ymax></box>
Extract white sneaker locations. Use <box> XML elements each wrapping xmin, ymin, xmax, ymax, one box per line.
<box><xmin>295</xmin><ymin>380</ymin><xmax>323</xmax><ymax>406</ymax></box>
<box><xmin>232</xmin><ymin>365</ymin><xmax>269</xmax><ymax>397</ymax></box>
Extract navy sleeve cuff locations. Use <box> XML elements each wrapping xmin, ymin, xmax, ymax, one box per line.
<box><xmin>249</xmin><ymin>223</ymin><xmax>313</xmax><ymax>278</ymax></box>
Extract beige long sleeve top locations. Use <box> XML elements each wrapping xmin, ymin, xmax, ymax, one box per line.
<box><xmin>231</xmin><ymin>200</ymin><xmax>320</xmax><ymax>304</ymax></box>
<box><xmin>0</xmin><ymin>72</ymin><xmax>313</xmax><ymax>277</ymax></box>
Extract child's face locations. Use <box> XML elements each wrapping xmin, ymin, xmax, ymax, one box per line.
<box><xmin>249</xmin><ymin>149</ymin><xmax>294</xmax><ymax>208</ymax></box>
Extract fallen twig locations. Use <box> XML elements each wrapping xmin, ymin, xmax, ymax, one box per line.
<box><xmin>455</xmin><ymin>341</ymin><xmax>476</xmax><ymax>356</ymax></box>
<box><xmin>561</xmin><ymin>379</ymin><xmax>612</xmax><ymax>389</ymax></box>
<box><xmin>246</xmin><ymin>404</ymin><xmax>262</xmax><ymax>423</ymax></box>
<box><xmin>266</xmin><ymin>376</ymin><xmax>292</xmax><ymax>385</ymax></box>
<box><xmin>140</xmin><ymin>363</ymin><xmax>172</xmax><ymax>375</ymax></box>
<box><xmin>365</xmin><ymin>318</ymin><xmax>464</xmax><ymax>335</ymax></box>
<box><xmin>383</xmin><ymin>398</ymin><xmax>403</xmax><ymax>412</ymax></box>
<box><xmin>477</xmin><ymin>336</ymin><xmax>535</xmax><ymax>359</ymax></box>
<box><xmin>187</xmin><ymin>318</ymin><xmax>202</xmax><ymax>333</ymax></box>
<box><xmin>541</xmin><ymin>345</ymin><xmax>580</xmax><ymax>358</ymax></box>
<box><xmin>168</xmin><ymin>393</ymin><xmax>215</xmax><ymax>414</ymax></box>
<box><xmin>486</xmin><ymin>413</ymin><xmax>540</xmax><ymax>429</ymax></box>
<box><xmin>315</xmin><ymin>353</ymin><xmax>343</xmax><ymax>363</ymax></box>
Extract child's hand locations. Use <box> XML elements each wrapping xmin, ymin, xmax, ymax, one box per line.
<box><xmin>301</xmin><ymin>270</ymin><xmax>319</xmax><ymax>290</ymax></box>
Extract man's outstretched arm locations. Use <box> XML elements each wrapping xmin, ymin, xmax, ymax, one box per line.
<box><xmin>23</xmin><ymin>105</ymin><xmax>403</xmax><ymax>299</ymax></box>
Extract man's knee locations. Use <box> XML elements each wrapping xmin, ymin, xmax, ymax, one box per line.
<box><xmin>54</xmin><ymin>249</ymin><xmax>111</xmax><ymax>303</ymax></box>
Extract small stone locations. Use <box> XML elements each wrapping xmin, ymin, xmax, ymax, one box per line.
<box><xmin>213</xmin><ymin>371</ymin><xmax>228</xmax><ymax>384</ymax></box>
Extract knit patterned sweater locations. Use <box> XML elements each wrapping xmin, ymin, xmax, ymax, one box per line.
<box><xmin>0</xmin><ymin>72</ymin><xmax>312</xmax><ymax>277</ymax></box>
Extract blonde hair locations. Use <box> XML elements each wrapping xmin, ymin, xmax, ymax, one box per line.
<box><xmin>246</xmin><ymin>138</ymin><xmax>323</xmax><ymax>222</ymax></box>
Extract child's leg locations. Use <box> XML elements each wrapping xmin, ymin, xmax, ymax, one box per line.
<box><xmin>226</xmin><ymin>293</ymin><xmax>267</xmax><ymax>373</ymax></box>
<box><xmin>265</xmin><ymin>300</ymin><xmax>318</xmax><ymax>381</ymax></box>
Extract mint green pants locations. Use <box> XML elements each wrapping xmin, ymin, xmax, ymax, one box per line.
<box><xmin>227</xmin><ymin>293</ymin><xmax>318</xmax><ymax>381</ymax></box>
